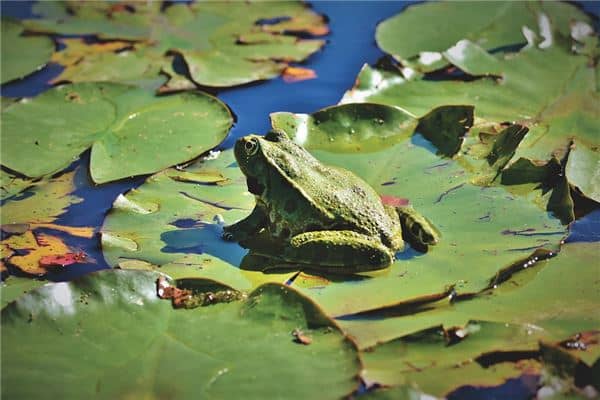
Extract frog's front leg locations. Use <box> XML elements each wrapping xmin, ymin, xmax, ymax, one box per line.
<box><xmin>395</xmin><ymin>205</ymin><xmax>440</xmax><ymax>252</ymax></box>
<box><xmin>282</xmin><ymin>230</ymin><xmax>395</xmax><ymax>272</ymax></box>
<box><xmin>222</xmin><ymin>205</ymin><xmax>267</xmax><ymax>242</ymax></box>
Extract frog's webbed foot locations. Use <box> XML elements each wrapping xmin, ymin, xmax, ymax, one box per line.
<box><xmin>282</xmin><ymin>230</ymin><xmax>394</xmax><ymax>272</ymax></box>
<box><xmin>395</xmin><ymin>206</ymin><xmax>440</xmax><ymax>253</ymax></box>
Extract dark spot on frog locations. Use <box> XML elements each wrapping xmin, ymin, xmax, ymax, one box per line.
<box><xmin>305</xmin><ymin>223</ymin><xmax>323</xmax><ymax>232</ymax></box>
<box><xmin>284</xmin><ymin>199</ymin><xmax>297</xmax><ymax>213</ymax></box>
<box><xmin>246</xmin><ymin>176</ymin><xmax>264</xmax><ymax>195</ymax></box>
<box><xmin>381</xmin><ymin>181</ymin><xmax>395</xmax><ymax>186</ymax></box>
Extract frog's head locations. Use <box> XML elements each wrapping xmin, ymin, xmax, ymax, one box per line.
<box><xmin>234</xmin><ymin>130</ymin><xmax>300</xmax><ymax>195</ymax></box>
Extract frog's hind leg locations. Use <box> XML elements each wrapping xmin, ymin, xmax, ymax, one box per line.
<box><xmin>284</xmin><ymin>230</ymin><xmax>395</xmax><ymax>272</ymax></box>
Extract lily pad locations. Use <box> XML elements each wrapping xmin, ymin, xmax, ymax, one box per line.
<box><xmin>50</xmin><ymin>39</ymin><xmax>166</xmax><ymax>89</ymax></box>
<box><xmin>360</xmin><ymin>321</ymin><xmax>544</xmax><ymax>396</ymax></box>
<box><xmin>337</xmin><ymin>242</ymin><xmax>600</xmax><ymax>350</ymax></box>
<box><xmin>101</xmin><ymin>150</ymin><xmax>295</xmax><ymax>288</ymax></box>
<box><xmin>0</xmin><ymin>275</ymin><xmax>46</xmax><ymax>309</ymax></box>
<box><xmin>1</xmin><ymin>269</ymin><xmax>360</xmax><ymax>399</ymax></box>
<box><xmin>26</xmin><ymin>1</ymin><xmax>327</xmax><ymax>88</ymax></box>
<box><xmin>270</xmin><ymin>104</ymin><xmax>565</xmax><ymax>318</ymax></box>
<box><xmin>1</xmin><ymin>170</ymin><xmax>81</xmax><ymax>225</ymax></box>
<box><xmin>375</xmin><ymin>1</ymin><xmax>592</xmax><ymax>72</ymax></box>
<box><xmin>1</xmin><ymin>19</ymin><xmax>54</xmax><ymax>84</ymax></box>
<box><xmin>1</xmin><ymin>169</ymin><xmax>94</xmax><ymax>275</ymax></box>
<box><xmin>343</xmin><ymin>8</ymin><xmax>599</xmax><ymax>222</ymax></box>
<box><xmin>0</xmin><ymin>82</ymin><xmax>232</xmax><ymax>183</ymax></box>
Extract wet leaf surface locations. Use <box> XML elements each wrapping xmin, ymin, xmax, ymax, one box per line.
<box><xmin>360</xmin><ymin>321</ymin><xmax>543</xmax><ymax>395</ymax></box>
<box><xmin>375</xmin><ymin>2</ymin><xmax>592</xmax><ymax>73</ymax></box>
<box><xmin>345</xmin><ymin>7</ymin><xmax>599</xmax><ymax>222</ymax></box>
<box><xmin>1</xmin><ymin>19</ymin><xmax>54</xmax><ymax>84</ymax></box>
<box><xmin>1</xmin><ymin>269</ymin><xmax>360</xmax><ymax>399</ymax></box>
<box><xmin>1</xmin><ymin>83</ymin><xmax>232</xmax><ymax>183</ymax></box>
<box><xmin>25</xmin><ymin>2</ymin><xmax>327</xmax><ymax>88</ymax></box>
<box><xmin>271</xmin><ymin>105</ymin><xmax>566</xmax><ymax>318</ymax></box>
<box><xmin>0</xmin><ymin>275</ymin><xmax>45</xmax><ymax>309</ymax></box>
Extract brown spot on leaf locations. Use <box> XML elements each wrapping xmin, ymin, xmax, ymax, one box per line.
<box><xmin>292</xmin><ymin>328</ymin><xmax>312</xmax><ymax>345</ymax></box>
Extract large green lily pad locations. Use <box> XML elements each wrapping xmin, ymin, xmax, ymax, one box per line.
<box><xmin>375</xmin><ymin>1</ymin><xmax>592</xmax><ymax>72</ymax></box>
<box><xmin>1</xmin><ymin>83</ymin><xmax>232</xmax><ymax>183</ymax></box>
<box><xmin>270</xmin><ymin>104</ymin><xmax>565</xmax><ymax>318</ymax></box>
<box><xmin>340</xmin><ymin>242</ymin><xmax>600</xmax><ymax>350</ymax></box>
<box><xmin>101</xmin><ymin>150</ymin><xmax>295</xmax><ymax>288</ymax></box>
<box><xmin>26</xmin><ymin>1</ymin><xmax>327</xmax><ymax>88</ymax></box>
<box><xmin>1</xmin><ymin>269</ymin><xmax>360</xmax><ymax>399</ymax></box>
<box><xmin>343</xmin><ymin>8</ymin><xmax>599</xmax><ymax>222</ymax></box>
<box><xmin>1</xmin><ymin>19</ymin><xmax>54</xmax><ymax>84</ymax></box>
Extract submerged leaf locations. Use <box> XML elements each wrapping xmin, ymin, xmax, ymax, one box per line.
<box><xmin>1</xmin><ymin>232</ymin><xmax>73</xmax><ymax>275</ymax></box>
<box><xmin>1</xmin><ymin>83</ymin><xmax>232</xmax><ymax>183</ymax></box>
<box><xmin>1</xmin><ymin>19</ymin><xmax>54</xmax><ymax>84</ymax></box>
<box><xmin>1</xmin><ymin>270</ymin><xmax>360</xmax><ymax>399</ymax></box>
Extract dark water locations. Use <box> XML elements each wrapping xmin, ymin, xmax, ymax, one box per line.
<box><xmin>2</xmin><ymin>2</ymin><xmax>599</xmax><ymax>398</ymax></box>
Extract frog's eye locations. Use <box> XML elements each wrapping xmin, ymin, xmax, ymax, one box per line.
<box><xmin>244</xmin><ymin>138</ymin><xmax>259</xmax><ymax>156</ymax></box>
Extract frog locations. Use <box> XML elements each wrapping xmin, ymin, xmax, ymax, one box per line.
<box><xmin>222</xmin><ymin>130</ymin><xmax>439</xmax><ymax>272</ymax></box>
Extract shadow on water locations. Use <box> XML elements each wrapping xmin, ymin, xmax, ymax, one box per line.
<box><xmin>160</xmin><ymin>224</ymin><xmax>247</xmax><ymax>267</ymax></box>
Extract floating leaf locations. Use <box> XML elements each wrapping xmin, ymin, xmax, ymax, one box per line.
<box><xmin>1</xmin><ymin>170</ymin><xmax>35</xmax><ymax>201</ymax></box>
<box><xmin>270</xmin><ymin>104</ymin><xmax>565</xmax><ymax>320</ymax></box>
<box><xmin>343</xmin><ymin>8</ymin><xmax>599</xmax><ymax>221</ymax></box>
<box><xmin>1</xmin><ymin>19</ymin><xmax>54</xmax><ymax>84</ymax></box>
<box><xmin>1</xmin><ymin>83</ymin><xmax>232</xmax><ymax>183</ymax></box>
<box><xmin>0</xmin><ymin>275</ymin><xmax>45</xmax><ymax>309</ymax></box>
<box><xmin>338</xmin><ymin>242</ymin><xmax>599</xmax><ymax>350</ymax></box>
<box><xmin>26</xmin><ymin>2</ymin><xmax>327</xmax><ymax>88</ymax></box>
<box><xmin>375</xmin><ymin>1</ymin><xmax>593</xmax><ymax>72</ymax></box>
<box><xmin>101</xmin><ymin>150</ymin><xmax>295</xmax><ymax>288</ymax></box>
<box><xmin>360</xmin><ymin>321</ymin><xmax>543</xmax><ymax>395</ymax></box>
<box><xmin>1</xmin><ymin>270</ymin><xmax>360</xmax><ymax>399</ymax></box>
<box><xmin>1</xmin><ymin>170</ymin><xmax>81</xmax><ymax>225</ymax></box>
<box><xmin>50</xmin><ymin>39</ymin><xmax>166</xmax><ymax>89</ymax></box>
<box><xmin>1</xmin><ymin>232</ymin><xmax>73</xmax><ymax>275</ymax></box>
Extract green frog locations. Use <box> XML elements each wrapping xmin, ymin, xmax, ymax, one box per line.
<box><xmin>222</xmin><ymin>130</ymin><xmax>439</xmax><ymax>272</ymax></box>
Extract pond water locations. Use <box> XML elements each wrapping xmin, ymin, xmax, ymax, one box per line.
<box><xmin>1</xmin><ymin>2</ymin><xmax>599</xmax><ymax>398</ymax></box>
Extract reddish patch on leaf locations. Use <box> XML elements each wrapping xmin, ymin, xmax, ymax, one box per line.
<box><xmin>157</xmin><ymin>276</ymin><xmax>193</xmax><ymax>308</ymax></box>
<box><xmin>282</xmin><ymin>66</ymin><xmax>317</xmax><ymax>83</ymax></box>
<box><xmin>380</xmin><ymin>195</ymin><xmax>410</xmax><ymax>207</ymax></box>
<box><xmin>292</xmin><ymin>328</ymin><xmax>312</xmax><ymax>345</ymax></box>
<box><xmin>39</xmin><ymin>251</ymin><xmax>87</xmax><ymax>268</ymax></box>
